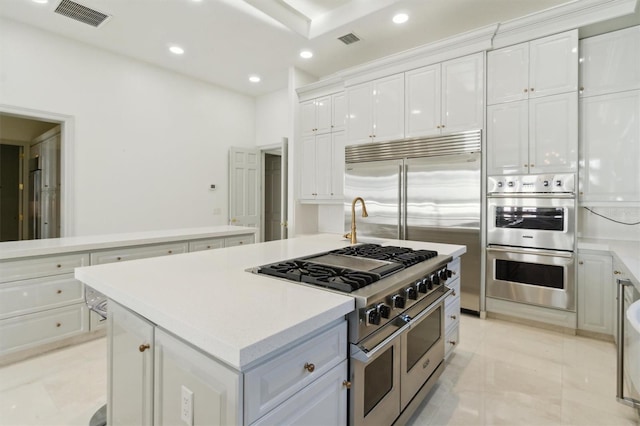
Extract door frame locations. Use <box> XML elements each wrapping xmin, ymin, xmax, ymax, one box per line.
<box><xmin>0</xmin><ymin>104</ymin><xmax>75</xmax><ymax>237</ymax></box>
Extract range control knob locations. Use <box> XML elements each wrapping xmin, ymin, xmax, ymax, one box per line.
<box><xmin>392</xmin><ymin>294</ymin><xmax>406</xmax><ymax>309</ymax></box>
<box><xmin>439</xmin><ymin>268</ymin><xmax>449</xmax><ymax>281</ymax></box>
<box><xmin>507</xmin><ymin>181</ymin><xmax>514</xmax><ymax>187</ymax></box>
<box><xmin>405</xmin><ymin>286</ymin><xmax>418</xmax><ymax>300</ymax></box>
<box><xmin>556</xmin><ymin>180</ymin><xmax>562</xmax><ymax>187</ymax></box>
<box><xmin>497</xmin><ymin>181</ymin><xmax>503</xmax><ymax>188</ymax></box>
<box><xmin>377</xmin><ymin>303</ymin><xmax>391</xmax><ymax>319</ymax></box>
<box><xmin>426</xmin><ymin>277</ymin><xmax>434</xmax><ymax>290</ymax></box>
<box><xmin>365</xmin><ymin>307</ymin><xmax>381</xmax><ymax>326</ymax></box>
<box><xmin>543</xmin><ymin>180</ymin><xmax>550</xmax><ymax>187</ymax></box>
<box><xmin>417</xmin><ymin>279</ymin><xmax>428</xmax><ymax>293</ymax></box>
<box><xmin>432</xmin><ymin>274</ymin><xmax>440</xmax><ymax>287</ymax></box>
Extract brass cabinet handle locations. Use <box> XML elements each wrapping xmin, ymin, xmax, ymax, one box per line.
<box><xmin>57</xmin><ymin>289</ymin><xmax>62</xmax><ymax>294</ymax></box>
<box><xmin>580</xmin><ymin>86</ymin><xmax>585</xmax><ymax>91</ymax></box>
<box><xmin>530</xmin><ymin>88</ymin><xmax>535</xmax><ymax>92</ymax></box>
<box><xmin>614</xmin><ymin>270</ymin><xmax>622</xmax><ymax>275</ymax></box>
<box><xmin>342</xmin><ymin>380</ymin><xmax>351</xmax><ymax>389</ymax></box>
<box><xmin>56</xmin><ymin>264</ymin><xmax>62</xmax><ymax>268</ymax></box>
<box><xmin>450</xmin><ymin>315</ymin><xmax>457</xmax><ymax>320</ymax></box>
<box><xmin>448</xmin><ymin>340</ymin><xmax>457</xmax><ymax>346</ymax></box>
<box><xmin>304</xmin><ymin>362</ymin><xmax>315</xmax><ymax>373</ymax></box>
<box><xmin>168</xmin><ymin>250</ymin><xmax>173</xmax><ymax>254</ymax></box>
<box><xmin>116</xmin><ymin>256</ymin><xmax>122</xmax><ymax>261</ymax></box>
<box><xmin>579</xmin><ymin>261</ymin><xmax>584</xmax><ymax>265</ymax></box>
<box><xmin>139</xmin><ymin>344</ymin><xmax>150</xmax><ymax>352</ymax></box>
<box><xmin>452</xmin><ymin>290</ymin><xmax>457</xmax><ymax>296</ymax></box>
<box><xmin>524</xmin><ymin>88</ymin><xmax>528</xmax><ymax>92</ymax></box>
<box><xmin>530</xmin><ymin>164</ymin><xmax>535</xmax><ymax>168</ymax></box>
<box><xmin>56</xmin><ymin>322</ymin><xmax>61</xmax><ymax>328</ymax></box>
<box><xmin>239</xmin><ymin>241</ymin><xmax>244</xmax><ymax>245</ymax></box>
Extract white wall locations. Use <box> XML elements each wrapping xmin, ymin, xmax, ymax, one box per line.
<box><xmin>0</xmin><ymin>19</ymin><xmax>256</xmax><ymax>236</ymax></box>
<box><xmin>578</xmin><ymin>206</ymin><xmax>640</xmax><ymax>241</ymax></box>
<box><xmin>255</xmin><ymin>89</ymin><xmax>288</xmax><ymax>148</ymax></box>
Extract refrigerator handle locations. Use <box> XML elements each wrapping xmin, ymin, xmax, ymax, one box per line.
<box><xmin>398</xmin><ymin>164</ymin><xmax>403</xmax><ymax>240</ymax></box>
<box><xmin>402</xmin><ymin>163</ymin><xmax>408</xmax><ymax>240</ymax></box>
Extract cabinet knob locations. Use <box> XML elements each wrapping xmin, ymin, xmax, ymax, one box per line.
<box><xmin>168</xmin><ymin>250</ymin><xmax>173</xmax><ymax>254</ymax></box>
<box><xmin>206</xmin><ymin>245</ymin><xmax>211</xmax><ymax>249</ymax></box>
<box><xmin>524</xmin><ymin>164</ymin><xmax>528</xmax><ymax>167</ymax></box>
<box><xmin>56</xmin><ymin>264</ymin><xmax>62</xmax><ymax>268</ymax></box>
<box><xmin>239</xmin><ymin>241</ymin><xmax>244</xmax><ymax>245</ymax></box>
<box><xmin>116</xmin><ymin>256</ymin><xmax>122</xmax><ymax>261</ymax></box>
<box><xmin>530</xmin><ymin>164</ymin><xmax>535</xmax><ymax>168</ymax></box>
<box><xmin>448</xmin><ymin>340</ymin><xmax>457</xmax><ymax>346</ymax></box>
<box><xmin>580</xmin><ymin>86</ymin><xmax>585</xmax><ymax>91</ymax></box>
<box><xmin>342</xmin><ymin>380</ymin><xmax>352</xmax><ymax>389</ymax></box>
<box><xmin>437</xmin><ymin>125</ymin><xmax>441</xmax><ymax>129</ymax></box>
<box><xmin>452</xmin><ymin>290</ymin><xmax>457</xmax><ymax>296</ymax></box>
<box><xmin>524</xmin><ymin>88</ymin><xmax>528</xmax><ymax>92</ymax></box>
<box><xmin>614</xmin><ymin>270</ymin><xmax>622</xmax><ymax>275</ymax></box>
<box><xmin>57</xmin><ymin>289</ymin><xmax>62</xmax><ymax>294</ymax></box>
<box><xmin>530</xmin><ymin>88</ymin><xmax>535</xmax><ymax>92</ymax></box>
<box><xmin>304</xmin><ymin>362</ymin><xmax>315</xmax><ymax>373</ymax></box>
<box><xmin>56</xmin><ymin>322</ymin><xmax>61</xmax><ymax>328</ymax></box>
<box><xmin>450</xmin><ymin>315</ymin><xmax>457</xmax><ymax>320</ymax></box>
<box><xmin>580</xmin><ymin>191</ymin><xmax>584</xmax><ymax>195</ymax></box>
<box><xmin>441</xmin><ymin>125</ymin><xmax>445</xmax><ymax>128</ymax></box>
<box><xmin>579</xmin><ymin>261</ymin><xmax>584</xmax><ymax>265</ymax></box>
<box><xmin>139</xmin><ymin>344</ymin><xmax>151</xmax><ymax>352</ymax></box>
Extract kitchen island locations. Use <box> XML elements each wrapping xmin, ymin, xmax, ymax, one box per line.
<box><xmin>74</xmin><ymin>234</ymin><xmax>466</xmax><ymax>425</ymax></box>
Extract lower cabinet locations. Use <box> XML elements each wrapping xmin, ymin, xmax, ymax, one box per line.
<box><xmin>444</xmin><ymin>258</ymin><xmax>461</xmax><ymax>360</ymax></box>
<box><xmin>577</xmin><ymin>252</ymin><xmax>614</xmax><ymax>336</ymax></box>
<box><xmin>108</xmin><ymin>301</ymin><xmax>347</xmax><ymax>426</ymax></box>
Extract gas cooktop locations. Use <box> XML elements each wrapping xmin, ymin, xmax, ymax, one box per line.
<box><xmin>256</xmin><ymin>244</ymin><xmax>438</xmax><ymax>293</ymax></box>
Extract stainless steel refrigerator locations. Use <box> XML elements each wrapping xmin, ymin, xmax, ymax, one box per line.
<box><xmin>344</xmin><ymin>130</ymin><xmax>481</xmax><ymax>313</ymax></box>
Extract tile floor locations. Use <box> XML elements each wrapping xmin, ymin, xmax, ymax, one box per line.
<box><xmin>0</xmin><ymin>315</ymin><xmax>638</xmax><ymax>426</ymax></box>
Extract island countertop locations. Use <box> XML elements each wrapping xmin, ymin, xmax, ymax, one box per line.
<box><xmin>75</xmin><ymin>234</ymin><xmax>466</xmax><ymax>370</ymax></box>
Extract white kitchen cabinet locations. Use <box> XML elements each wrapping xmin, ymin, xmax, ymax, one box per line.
<box><xmin>346</xmin><ymin>73</ymin><xmax>404</xmax><ymax>144</ymax></box>
<box><xmin>188</xmin><ymin>237</ymin><xmax>225</xmax><ymax>252</ymax></box>
<box><xmin>154</xmin><ymin>329</ymin><xmax>241</xmax><ymax>426</ymax></box>
<box><xmin>577</xmin><ymin>253</ymin><xmax>614</xmax><ymax>336</ymax></box>
<box><xmin>579</xmin><ymin>90</ymin><xmax>640</xmax><ymax>203</ymax></box>
<box><xmin>405</xmin><ymin>53</ymin><xmax>484</xmax><ymax>138</ymax></box>
<box><xmin>301</xmin><ymin>93</ymin><xmax>346</xmax><ymax>137</ymax></box>
<box><xmin>579</xmin><ymin>26</ymin><xmax>640</xmax><ymax>98</ymax></box>
<box><xmin>487</xmin><ymin>92</ymin><xmax>577</xmax><ymax>175</ymax></box>
<box><xmin>300</xmin><ymin>131</ymin><xmax>344</xmax><ymax>201</ymax></box>
<box><xmin>444</xmin><ymin>258</ymin><xmax>461</xmax><ymax>360</ymax></box>
<box><xmin>225</xmin><ymin>234</ymin><xmax>255</xmax><ymax>247</ymax></box>
<box><xmin>488</xmin><ymin>30</ymin><xmax>578</xmax><ymax>105</ymax></box>
<box><xmin>90</xmin><ymin>242</ymin><xmax>188</xmax><ymax>265</ymax></box>
<box><xmin>108</xmin><ymin>300</ymin><xmax>154</xmax><ymax>426</ymax></box>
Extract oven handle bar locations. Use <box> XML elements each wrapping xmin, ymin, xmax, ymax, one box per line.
<box><xmin>487</xmin><ymin>245</ymin><xmax>574</xmax><ymax>258</ymax></box>
<box><xmin>616</xmin><ymin>278</ymin><xmax>640</xmax><ymax>409</ymax></box>
<box><xmin>487</xmin><ymin>193</ymin><xmax>575</xmax><ymax>199</ymax></box>
<box><xmin>351</xmin><ymin>288</ymin><xmax>453</xmax><ymax>363</ymax></box>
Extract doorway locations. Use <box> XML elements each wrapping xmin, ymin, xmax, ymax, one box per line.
<box><xmin>264</xmin><ymin>153</ymin><xmax>282</xmax><ymax>242</ymax></box>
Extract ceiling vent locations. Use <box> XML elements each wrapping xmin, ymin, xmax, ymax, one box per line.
<box><xmin>338</xmin><ymin>33</ymin><xmax>361</xmax><ymax>45</ymax></box>
<box><xmin>54</xmin><ymin>0</ymin><xmax>111</xmax><ymax>28</ymax></box>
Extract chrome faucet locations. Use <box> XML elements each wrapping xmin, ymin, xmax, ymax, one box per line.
<box><xmin>344</xmin><ymin>197</ymin><xmax>368</xmax><ymax>244</ymax></box>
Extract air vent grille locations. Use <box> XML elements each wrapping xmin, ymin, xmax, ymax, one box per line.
<box><xmin>55</xmin><ymin>0</ymin><xmax>110</xmax><ymax>27</ymax></box>
<box><xmin>338</xmin><ymin>33</ymin><xmax>361</xmax><ymax>45</ymax></box>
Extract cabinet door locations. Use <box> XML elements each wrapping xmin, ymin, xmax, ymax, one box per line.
<box><xmin>580</xmin><ymin>26</ymin><xmax>640</xmax><ymax>97</ymax></box>
<box><xmin>579</xmin><ymin>90</ymin><xmax>640</xmax><ymax>202</ymax></box>
<box><xmin>441</xmin><ymin>53</ymin><xmax>484</xmax><ymax>133</ymax></box>
<box><xmin>346</xmin><ymin>83</ymin><xmax>374</xmax><ymax>145</ymax></box>
<box><xmin>529</xmin><ymin>30</ymin><xmax>578</xmax><ymax>99</ymax></box>
<box><xmin>314</xmin><ymin>133</ymin><xmax>333</xmax><ymax>198</ymax></box>
<box><xmin>486</xmin><ymin>101</ymin><xmax>529</xmax><ymax>175</ymax></box>
<box><xmin>108</xmin><ymin>301</ymin><xmax>154</xmax><ymax>426</ymax></box>
<box><xmin>315</xmin><ymin>95</ymin><xmax>332</xmax><ymax>134</ymax></box>
<box><xmin>300</xmin><ymin>100</ymin><xmax>317</xmax><ymax>138</ymax></box>
<box><xmin>577</xmin><ymin>253</ymin><xmax>613</xmax><ymax>335</ymax></box>
<box><xmin>331</xmin><ymin>132</ymin><xmax>346</xmax><ymax>198</ymax></box>
<box><xmin>331</xmin><ymin>92</ymin><xmax>346</xmax><ymax>132</ymax></box>
<box><xmin>300</xmin><ymin>136</ymin><xmax>317</xmax><ymax>198</ymax></box>
<box><xmin>487</xmin><ymin>42</ymin><xmax>529</xmax><ymax>104</ymax></box>
<box><xmin>373</xmin><ymin>73</ymin><xmax>405</xmax><ymax>142</ymax></box>
<box><xmin>154</xmin><ymin>329</ymin><xmax>240</xmax><ymax>426</ymax></box>
<box><xmin>528</xmin><ymin>92</ymin><xmax>578</xmax><ymax>174</ymax></box>
<box><xmin>40</xmin><ymin>134</ymin><xmax>60</xmax><ymax>190</ymax></box>
<box><xmin>405</xmin><ymin>64</ymin><xmax>441</xmax><ymax>138</ymax></box>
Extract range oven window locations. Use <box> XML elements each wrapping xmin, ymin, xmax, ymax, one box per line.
<box><xmin>495</xmin><ymin>207</ymin><xmax>565</xmax><ymax>231</ymax></box>
<box><xmin>364</xmin><ymin>347</ymin><xmax>394</xmax><ymax>416</ymax></box>
<box><xmin>406</xmin><ymin>306</ymin><xmax>441</xmax><ymax>372</ymax></box>
<box><xmin>495</xmin><ymin>259</ymin><xmax>564</xmax><ymax>289</ymax></box>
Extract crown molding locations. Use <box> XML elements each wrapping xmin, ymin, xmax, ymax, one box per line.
<box><xmin>295</xmin><ymin>75</ymin><xmax>344</xmax><ymax>101</ymax></box>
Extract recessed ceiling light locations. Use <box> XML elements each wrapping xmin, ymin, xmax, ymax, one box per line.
<box><xmin>169</xmin><ymin>45</ymin><xmax>184</xmax><ymax>55</ymax></box>
<box><xmin>32</xmin><ymin>0</ymin><xmax>49</xmax><ymax>4</ymax></box>
<box><xmin>393</xmin><ymin>13</ymin><xmax>409</xmax><ymax>24</ymax></box>
<box><xmin>300</xmin><ymin>50</ymin><xmax>313</xmax><ymax>59</ymax></box>
<box><xmin>249</xmin><ymin>75</ymin><xmax>261</xmax><ymax>83</ymax></box>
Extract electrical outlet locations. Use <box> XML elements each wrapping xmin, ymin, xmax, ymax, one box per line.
<box><xmin>181</xmin><ymin>385</ymin><xmax>193</xmax><ymax>426</ymax></box>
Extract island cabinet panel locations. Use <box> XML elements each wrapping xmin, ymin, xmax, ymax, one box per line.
<box><xmin>91</xmin><ymin>242</ymin><xmax>188</xmax><ymax>265</ymax></box>
<box><xmin>108</xmin><ymin>301</ymin><xmax>154</xmax><ymax>426</ymax></box>
<box><xmin>154</xmin><ymin>329</ymin><xmax>241</xmax><ymax>426</ymax></box>
<box><xmin>244</xmin><ymin>321</ymin><xmax>347</xmax><ymax>424</ymax></box>
<box><xmin>444</xmin><ymin>257</ymin><xmax>461</xmax><ymax>360</ymax></box>
<box><xmin>577</xmin><ymin>253</ymin><xmax>614</xmax><ymax>336</ymax></box>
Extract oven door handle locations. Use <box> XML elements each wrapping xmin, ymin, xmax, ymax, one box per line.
<box><xmin>487</xmin><ymin>193</ymin><xmax>575</xmax><ymax>199</ymax></box>
<box><xmin>351</xmin><ymin>288</ymin><xmax>453</xmax><ymax>363</ymax></box>
<box><xmin>487</xmin><ymin>245</ymin><xmax>574</xmax><ymax>258</ymax></box>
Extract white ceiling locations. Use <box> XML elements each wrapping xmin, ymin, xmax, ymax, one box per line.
<box><xmin>0</xmin><ymin>0</ymin><xmax>573</xmax><ymax>97</ymax></box>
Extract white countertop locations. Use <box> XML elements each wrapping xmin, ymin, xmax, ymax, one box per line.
<box><xmin>0</xmin><ymin>226</ymin><xmax>257</xmax><ymax>260</ymax></box>
<box><xmin>75</xmin><ymin>234</ymin><xmax>466</xmax><ymax>370</ymax></box>
<box><xmin>578</xmin><ymin>238</ymin><xmax>640</xmax><ymax>290</ymax></box>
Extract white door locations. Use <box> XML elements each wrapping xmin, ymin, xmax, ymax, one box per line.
<box><xmin>486</xmin><ymin>101</ymin><xmax>529</xmax><ymax>175</ymax></box>
<box><xmin>280</xmin><ymin>138</ymin><xmax>288</xmax><ymax>240</ymax></box>
<box><xmin>441</xmin><ymin>53</ymin><xmax>484</xmax><ymax>133</ymax></box>
<box><xmin>315</xmin><ymin>95</ymin><xmax>332</xmax><ymax>134</ymax></box>
<box><xmin>487</xmin><ymin>42</ymin><xmax>529</xmax><ymax>105</ymax></box>
<box><xmin>346</xmin><ymin>83</ymin><xmax>374</xmax><ymax>145</ymax></box>
<box><xmin>374</xmin><ymin>73</ymin><xmax>405</xmax><ymax>142</ymax></box>
<box><xmin>300</xmin><ymin>100</ymin><xmax>317</xmax><ymax>137</ymax></box>
<box><xmin>528</xmin><ymin>30</ymin><xmax>578</xmax><ymax>99</ymax></box>
<box><xmin>405</xmin><ymin>64</ymin><xmax>441</xmax><ymax>138</ymax></box>
<box><xmin>331</xmin><ymin>92</ymin><xmax>346</xmax><ymax>132</ymax></box>
<box><xmin>229</xmin><ymin>147</ymin><xmax>260</xmax><ymax>229</ymax></box>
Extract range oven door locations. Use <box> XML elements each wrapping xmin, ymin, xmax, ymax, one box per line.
<box><xmin>487</xmin><ymin>195</ymin><xmax>575</xmax><ymax>250</ymax></box>
<box><xmin>486</xmin><ymin>245</ymin><xmax>576</xmax><ymax>311</ymax></box>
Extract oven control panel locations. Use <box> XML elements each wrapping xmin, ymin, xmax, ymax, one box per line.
<box><xmin>488</xmin><ymin>174</ymin><xmax>575</xmax><ymax>194</ymax></box>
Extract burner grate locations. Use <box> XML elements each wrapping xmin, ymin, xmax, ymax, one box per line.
<box><xmin>329</xmin><ymin>244</ymin><xmax>438</xmax><ymax>267</ymax></box>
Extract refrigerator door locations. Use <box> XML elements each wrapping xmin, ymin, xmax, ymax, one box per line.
<box><xmin>344</xmin><ymin>160</ymin><xmax>403</xmax><ymax>240</ymax></box>
<box><xmin>405</xmin><ymin>152</ymin><xmax>481</xmax><ymax>313</ymax></box>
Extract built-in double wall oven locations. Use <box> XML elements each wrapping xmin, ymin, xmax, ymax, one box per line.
<box><xmin>486</xmin><ymin>174</ymin><xmax>577</xmax><ymax>311</ymax></box>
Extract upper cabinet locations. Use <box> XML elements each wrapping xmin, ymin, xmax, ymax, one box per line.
<box><xmin>301</xmin><ymin>93</ymin><xmax>346</xmax><ymax>137</ymax></box>
<box><xmin>300</xmin><ymin>132</ymin><xmax>345</xmax><ymax>202</ymax></box>
<box><xmin>405</xmin><ymin>53</ymin><xmax>484</xmax><ymax>138</ymax></box>
<box><xmin>579</xmin><ymin>26</ymin><xmax>640</xmax><ymax>98</ymax></box>
<box><xmin>488</xmin><ymin>30</ymin><xmax>578</xmax><ymax>105</ymax></box>
<box><xmin>346</xmin><ymin>73</ymin><xmax>404</xmax><ymax>145</ymax></box>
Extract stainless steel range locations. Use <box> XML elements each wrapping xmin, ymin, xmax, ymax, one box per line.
<box><xmin>255</xmin><ymin>243</ymin><xmax>454</xmax><ymax>426</ymax></box>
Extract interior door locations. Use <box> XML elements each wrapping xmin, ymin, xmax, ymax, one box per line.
<box><xmin>229</xmin><ymin>147</ymin><xmax>260</xmax><ymax>231</ymax></box>
<box><xmin>280</xmin><ymin>138</ymin><xmax>288</xmax><ymax>240</ymax></box>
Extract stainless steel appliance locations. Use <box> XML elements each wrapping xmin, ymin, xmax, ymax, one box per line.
<box><xmin>253</xmin><ymin>244</ymin><xmax>454</xmax><ymax>425</ymax></box>
<box><xmin>486</xmin><ymin>174</ymin><xmax>577</xmax><ymax>311</ymax></box>
<box><xmin>344</xmin><ymin>130</ymin><xmax>481</xmax><ymax>313</ymax></box>
<box><xmin>617</xmin><ymin>278</ymin><xmax>640</xmax><ymax>414</ymax></box>
<box><xmin>28</xmin><ymin>152</ymin><xmax>60</xmax><ymax>239</ymax></box>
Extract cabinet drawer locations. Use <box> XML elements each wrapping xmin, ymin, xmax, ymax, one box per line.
<box><xmin>244</xmin><ymin>321</ymin><xmax>347</xmax><ymax>424</ymax></box>
<box><xmin>445</xmin><ymin>293</ymin><xmax>461</xmax><ymax>333</ymax></box>
<box><xmin>224</xmin><ymin>234</ymin><xmax>254</xmax><ymax>247</ymax></box>
<box><xmin>0</xmin><ymin>253</ymin><xmax>89</xmax><ymax>283</ymax></box>
<box><xmin>188</xmin><ymin>238</ymin><xmax>225</xmax><ymax>252</ymax></box>
<box><xmin>446</xmin><ymin>278</ymin><xmax>461</xmax><ymax>306</ymax></box>
<box><xmin>448</xmin><ymin>257</ymin><xmax>461</xmax><ymax>278</ymax></box>
<box><xmin>0</xmin><ymin>274</ymin><xmax>84</xmax><ymax>319</ymax></box>
<box><xmin>445</xmin><ymin>325</ymin><xmax>459</xmax><ymax>361</ymax></box>
<box><xmin>0</xmin><ymin>304</ymin><xmax>88</xmax><ymax>355</ymax></box>
<box><xmin>251</xmin><ymin>360</ymin><xmax>348</xmax><ymax>426</ymax></box>
<box><xmin>90</xmin><ymin>242</ymin><xmax>188</xmax><ymax>265</ymax></box>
